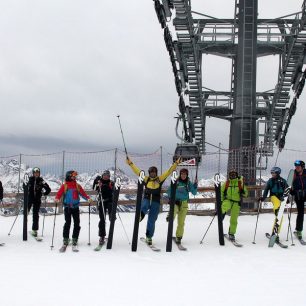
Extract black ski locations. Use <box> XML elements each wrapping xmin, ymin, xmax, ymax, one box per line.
<box><xmin>224</xmin><ymin>234</ymin><xmax>243</xmax><ymax>247</ymax></box>
<box><xmin>166</xmin><ymin>171</ymin><xmax>178</xmax><ymax>252</ymax></box>
<box><xmin>172</xmin><ymin>237</ymin><xmax>187</xmax><ymax>251</ymax></box>
<box><xmin>215</xmin><ymin>173</ymin><xmax>225</xmax><ymax>246</ymax></box>
<box><xmin>131</xmin><ymin>171</ymin><xmax>145</xmax><ymax>252</ymax></box>
<box><xmin>294</xmin><ymin>231</ymin><xmax>306</xmax><ymax>245</ymax></box>
<box><xmin>106</xmin><ymin>177</ymin><xmax>121</xmax><ymax>250</ymax></box>
<box><xmin>22</xmin><ymin>174</ymin><xmax>29</xmax><ymax>241</ymax></box>
<box><xmin>266</xmin><ymin>233</ymin><xmax>288</xmax><ymax>248</ymax></box>
<box><xmin>140</xmin><ymin>237</ymin><xmax>161</xmax><ymax>252</ymax></box>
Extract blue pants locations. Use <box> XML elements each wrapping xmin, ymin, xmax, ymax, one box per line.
<box><xmin>141</xmin><ymin>198</ymin><xmax>160</xmax><ymax>238</ymax></box>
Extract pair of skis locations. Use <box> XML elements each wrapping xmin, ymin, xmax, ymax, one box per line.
<box><xmin>132</xmin><ymin>170</ymin><xmax>187</xmax><ymax>252</ymax></box>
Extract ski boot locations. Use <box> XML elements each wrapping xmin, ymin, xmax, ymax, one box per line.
<box><xmin>145</xmin><ymin>236</ymin><xmax>152</xmax><ymax>246</ymax></box>
<box><xmin>99</xmin><ymin>236</ymin><xmax>105</xmax><ymax>246</ymax></box>
<box><xmin>228</xmin><ymin>234</ymin><xmax>235</xmax><ymax>241</ymax></box>
<box><xmin>175</xmin><ymin>237</ymin><xmax>182</xmax><ymax>245</ymax></box>
<box><xmin>296</xmin><ymin>230</ymin><xmax>303</xmax><ymax>240</ymax></box>
<box><xmin>31</xmin><ymin>230</ymin><xmax>38</xmax><ymax>237</ymax></box>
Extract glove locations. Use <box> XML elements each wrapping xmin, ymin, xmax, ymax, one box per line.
<box><xmin>55</xmin><ymin>198</ymin><xmax>60</xmax><ymax>204</ymax></box>
<box><xmin>88</xmin><ymin>198</ymin><xmax>93</xmax><ymax>204</ymax></box>
<box><xmin>286</xmin><ymin>197</ymin><xmax>290</xmax><ymax>204</ymax></box>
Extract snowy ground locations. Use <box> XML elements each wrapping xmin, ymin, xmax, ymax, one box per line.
<box><xmin>1</xmin><ymin>211</ymin><xmax>306</xmax><ymax>306</ymax></box>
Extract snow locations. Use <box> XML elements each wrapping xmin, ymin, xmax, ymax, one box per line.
<box><xmin>0</xmin><ymin>211</ymin><xmax>306</xmax><ymax>306</ymax></box>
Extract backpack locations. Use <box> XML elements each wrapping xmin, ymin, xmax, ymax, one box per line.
<box><xmin>224</xmin><ymin>176</ymin><xmax>244</xmax><ymax>198</ymax></box>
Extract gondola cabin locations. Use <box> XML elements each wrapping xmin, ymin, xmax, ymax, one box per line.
<box><xmin>173</xmin><ymin>143</ymin><xmax>201</xmax><ymax>166</ymax></box>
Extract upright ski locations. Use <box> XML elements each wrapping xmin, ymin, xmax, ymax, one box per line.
<box><xmin>131</xmin><ymin>171</ymin><xmax>145</xmax><ymax>252</ymax></box>
<box><xmin>215</xmin><ymin>173</ymin><xmax>225</xmax><ymax>246</ymax></box>
<box><xmin>23</xmin><ymin>173</ymin><xmax>29</xmax><ymax>241</ymax></box>
<box><xmin>268</xmin><ymin>169</ymin><xmax>294</xmax><ymax>247</ymax></box>
<box><xmin>106</xmin><ymin>177</ymin><xmax>121</xmax><ymax>250</ymax></box>
<box><xmin>166</xmin><ymin>171</ymin><xmax>178</xmax><ymax>252</ymax></box>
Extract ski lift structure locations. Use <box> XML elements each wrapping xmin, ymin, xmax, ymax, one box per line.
<box><xmin>173</xmin><ymin>143</ymin><xmax>201</xmax><ymax>167</ymax></box>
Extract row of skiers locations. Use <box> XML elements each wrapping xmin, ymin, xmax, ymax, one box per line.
<box><xmin>1</xmin><ymin>159</ymin><xmax>305</xmax><ymax>248</ymax></box>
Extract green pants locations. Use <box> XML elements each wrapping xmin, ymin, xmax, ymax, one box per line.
<box><xmin>221</xmin><ymin>200</ymin><xmax>240</xmax><ymax>235</ymax></box>
<box><xmin>173</xmin><ymin>200</ymin><xmax>188</xmax><ymax>238</ymax></box>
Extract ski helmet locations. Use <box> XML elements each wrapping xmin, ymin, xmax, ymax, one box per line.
<box><xmin>294</xmin><ymin>160</ymin><xmax>305</xmax><ymax>168</ymax></box>
<box><xmin>180</xmin><ymin>168</ymin><xmax>189</xmax><ymax>176</ymax></box>
<box><xmin>65</xmin><ymin>170</ymin><xmax>78</xmax><ymax>181</ymax></box>
<box><xmin>271</xmin><ymin>166</ymin><xmax>281</xmax><ymax>175</ymax></box>
<box><xmin>148</xmin><ymin>166</ymin><xmax>158</xmax><ymax>174</ymax></box>
<box><xmin>32</xmin><ymin>167</ymin><xmax>40</xmax><ymax>174</ymax></box>
<box><xmin>102</xmin><ymin>170</ymin><xmax>110</xmax><ymax>176</ymax></box>
<box><xmin>228</xmin><ymin>169</ymin><xmax>238</xmax><ymax>179</ymax></box>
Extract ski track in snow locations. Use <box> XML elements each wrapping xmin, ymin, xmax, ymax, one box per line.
<box><xmin>0</xmin><ymin>213</ymin><xmax>306</xmax><ymax>306</ymax></box>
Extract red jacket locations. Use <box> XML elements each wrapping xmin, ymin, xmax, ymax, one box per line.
<box><xmin>55</xmin><ymin>181</ymin><xmax>90</xmax><ymax>207</ymax></box>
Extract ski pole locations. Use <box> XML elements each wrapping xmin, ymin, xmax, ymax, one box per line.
<box><xmin>41</xmin><ymin>196</ymin><xmax>47</xmax><ymax>237</ymax></box>
<box><xmin>117</xmin><ymin>115</ymin><xmax>128</xmax><ymax>156</ymax></box>
<box><xmin>252</xmin><ymin>200</ymin><xmax>261</xmax><ymax>244</ymax></box>
<box><xmin>286</xmin><ymin>197</ymin><xmax>295</xmax><ymax>246</ymax></box>
<box><xmin>88</xmin><ymin>198</ymin><xmax>91</xmax><ymax>246</ymax></box>
<box><xmin>50</xmin><ymin>201</ymin><xmax>58</xmax><ymax>250</ymax></box>
<box><xmin>117</xmin><ymin>210</ymin><xmax>131</xmax><ymax>245</ymax></box>
<box><xmin>200</xmin><ymin>212</ymin><xmax>217</xmax><ymax>244</ymax></box>
<box><xmin>8</xmin><ymin>202</ymin><xmax>23</xmax><ymax>235</ymax></box>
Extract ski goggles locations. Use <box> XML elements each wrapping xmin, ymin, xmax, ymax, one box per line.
<box><xmin>294</xmin><ymin>160</ymin><xmax>302</xmax><ymax>166</ymax></box>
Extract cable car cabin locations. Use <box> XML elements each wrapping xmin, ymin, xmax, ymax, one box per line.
<box><xmin>173</xmin><ymin>144</ymin><xmax>201</xmax><ymax>166</ymax></box>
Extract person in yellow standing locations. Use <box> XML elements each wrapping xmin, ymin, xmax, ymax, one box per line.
<box><xmin>221</xmin><ymin>169</ymin><xmax>248</xmax><ymax>241</ymax></box>
<box><xmin>126</xmin><ymin>157</ymin><xmax>180</xmax><ymax>245</ymax></box>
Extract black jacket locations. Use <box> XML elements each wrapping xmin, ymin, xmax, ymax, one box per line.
<box><xmin>28</xmin><ymin>176</ymin><xmax>51</xmax><ymax>201</ymax></box>
<box><xmin>0</xmin><ymin>181</ymin><xmax>3</xmax><ymax>200</ymax></box>
<box><xmin>93</xmin><ymin>176</ymin><xmax>114</xmax><ymax>201</ymax></box>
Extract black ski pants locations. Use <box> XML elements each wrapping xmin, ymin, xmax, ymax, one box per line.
<box><xmin>63</xmin><ymin>207</ymin><xmax>81</xmax><ymax>240</ymax></box>
<box><xmin>295</xmin><ymin>198</ymin><xmax>305</xmax><ymax>232</ymax></box>
<box><xmin>98</xmin><ymin>199</ymin><xmax>112</xmax><ymax>238</ymax></box>
<box><xmin>28</xmin><ymin>199</ymin><xmax>41</xmax><ymax>231</ymax></box>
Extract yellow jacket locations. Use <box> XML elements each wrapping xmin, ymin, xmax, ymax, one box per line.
<box><xmin>127</xmin><ymin>160</ymin><xmax>178</xmax><ymax>202</ymax></box>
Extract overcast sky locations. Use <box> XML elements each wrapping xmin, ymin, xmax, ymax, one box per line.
<box><xmin>0</xmin><ymin>0</ymin><xmax>305</xmax><ymax>156</ymax></box>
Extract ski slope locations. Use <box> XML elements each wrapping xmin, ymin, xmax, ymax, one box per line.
<box><xmin>0</xmin><ymin>212</ymin><xmax>305</xmax><ymax>306</ymax></box>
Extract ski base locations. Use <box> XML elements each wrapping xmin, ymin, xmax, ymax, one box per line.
<box><xmin>172</xmin><ymin>237</ymin><xmax>187</xmax><ymax>251</ymax></box>
<box><xmin>29</xmin><ymin>232</ymin><xmax>43</xmax><ymax>242</ymax></box>
<box><xmin>294</xmin><ymin>232</ymin><xmax>306</xmax><ymax>245</ymax></box>
<box><xmin>140</xmin><ymin>237</ymin><xmax>161</xmax><ymax>252</ymax></box>
<box><xmin>266</xmin><ymin>233</ymin><xmax>288</xmax><ymax>248</ymax></box>
<box><xmin>59</xmin><ymin>245</ymin><xmax>68</xmax><ymax>253</ymax></box>
<box><xmin>224</xmin><ymin>234</ymin><xmax>243</xmax><ymax>247</ymax></box>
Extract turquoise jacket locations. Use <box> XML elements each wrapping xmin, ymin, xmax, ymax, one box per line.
<box><xmin>167</xmin><ymin>179</ymin><xmax>197</xmax><ymax>202</ymax></box>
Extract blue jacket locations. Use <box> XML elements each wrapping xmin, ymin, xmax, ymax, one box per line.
<box><xmin>167</xmin><ymin>179</ymin><xmax>197</xmax><ymax>202</ymax></box>
<box><xmin>262</xmin><ymin>177</ymin><xmax>288</xmax><ymax>201</ymax></box>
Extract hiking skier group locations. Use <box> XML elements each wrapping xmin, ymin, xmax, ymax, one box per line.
<box><xmin>0</xmin><ymin>158</ymin><xmax>305</xmax><ymax>251</ymax></box>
